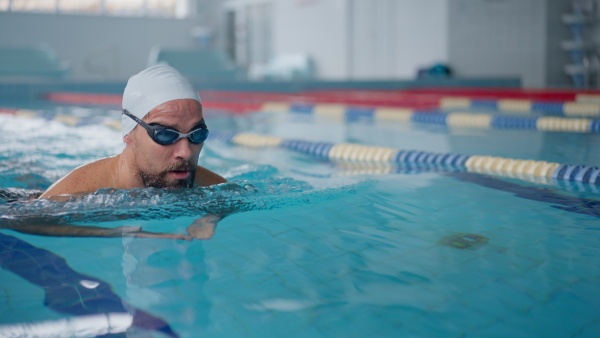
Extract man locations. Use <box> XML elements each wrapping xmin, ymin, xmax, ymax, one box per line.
<box><xmin>41</xmin><ymin>64</ymin><xmax>226</xmax><ymax>197</ymax></box>
<box><xmin>19</xmin><ymin>65</ymin><xmax>227</xmax><ymax>240</ymax></box>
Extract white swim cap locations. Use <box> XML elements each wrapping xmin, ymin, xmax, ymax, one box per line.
<box><xmin>121</xmin><ymin>64</ymin><xmax>201</xmax><ymax>137</ymax></box>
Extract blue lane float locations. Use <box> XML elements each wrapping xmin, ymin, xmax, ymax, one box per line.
<box><xmin>531</xmin><ymin>102</ymin><xmax>566</xmax><ymax>114</ymax></box>
<box><xmin>490</xmin><ymin>115</ymin><xmax>539</xmax><ymax>130</ymax></box>
<box><xmin>280</xmin><ymin>139</ymin><xmax>334</xmax><ymax>161</ymax></box>
<box><xmin>345</xmin><ymin>107</ymin><xmax>375</xmax><ymax>122</ymax></box>
<box><xmin>209</xmin><ymin>131</ymin><xmax>600</xmax><ymax>187</ymax></box>
<box><xmin>591</xmin><ymin>120</ymin><xmax>600</xmax><ymax>133</ymax></box>
<box><xmin>289</xmin><ymin>103</ymin><xmax>314</xmax><ymax>114</ymax></box>
<box><xmin>470</xmin><ymin>100</ymin><xmax>499</xmax><ymax>110</ymax></box>
<box><xmin>410</xmin><ymin>112</ymin><xmax>448</xmax><ymax>125</ymax></box>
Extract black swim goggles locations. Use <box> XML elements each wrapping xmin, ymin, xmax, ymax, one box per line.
<box><xmin>123</xmin><ymin>109</ymin><xmax>209</xmax><ymax>145</ymax></box>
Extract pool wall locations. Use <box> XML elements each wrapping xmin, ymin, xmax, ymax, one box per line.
<box><xmin>0</xmin><ymin>77</ymin><xmax>521</xmax><ymax>107</ymax></box>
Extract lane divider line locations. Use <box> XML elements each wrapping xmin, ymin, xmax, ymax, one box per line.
<box><xmin>260</xmin><ymin>101</ymin><xmax>600</xmax><ymax>133</ymax></box>
<box><xmin>211</xmin><ymin>131</ymin><xmax>600</xmax><ymax>186</ymax></box>
<box><xmin>441</xmin><ymin>98</ymin><xmax>600</xmax><ymax>117</ymax></box>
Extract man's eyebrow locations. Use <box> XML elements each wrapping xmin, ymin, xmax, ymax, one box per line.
<box><xmin>148</xmin><ymin>119</ymin><xmax>206</xmax><ymax>129</ymax></box>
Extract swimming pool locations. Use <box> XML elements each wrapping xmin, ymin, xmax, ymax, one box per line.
<box><xmin>1</xmin><ymin>101</ymin><xmax>599</xmax><ymax>337</ymax></box>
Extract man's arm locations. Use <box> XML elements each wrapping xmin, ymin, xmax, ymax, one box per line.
<box><xmin>2</xmin><ymin>222</ymin><xmax>193</xmax><ymax>240</ymax></box>
<box><xmin>187</xmin><ymin>166</ymin><xmax>228</xmax><ymax>238</ymax></box>
<box><xmin>186</xmin><ymin>214</ymin><xmax>222</xmax><ymax>240</ymax></box>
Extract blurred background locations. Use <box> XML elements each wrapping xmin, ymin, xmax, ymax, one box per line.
<box><xmin>0</xmin><ymin>0</ymin><xmax>598</xmax><ymax>88</ymax></box>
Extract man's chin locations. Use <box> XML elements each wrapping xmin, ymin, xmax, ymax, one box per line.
<box><xmin>139</xmin><ymin>171</ymin><xmax>194</xmax><ymax>189</ymax></box>
<box><xmin>158</xmin><ymin>176</ymin><xmax>194</xmax><ymax>189</ymax></box>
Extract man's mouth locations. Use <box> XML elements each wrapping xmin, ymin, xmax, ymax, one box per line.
<box><xmin>168</xmin><ymin>170</ymin><xmax>190</xmax><ymax>179</ymax></box>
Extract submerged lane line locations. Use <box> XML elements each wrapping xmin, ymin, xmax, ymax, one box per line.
<box><xmin>0</xmin><ymin>232</ymin><xmax>179</xmax><ymax>338</ymax></box>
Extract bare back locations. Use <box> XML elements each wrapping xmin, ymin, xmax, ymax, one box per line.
<box><xmin>39</xmin><ymin>157</ymin><xmax>119</xmax><ymax>199</ymax></box>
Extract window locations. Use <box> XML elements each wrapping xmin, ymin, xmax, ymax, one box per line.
<box><xmin>148</xmin><ymin>0</ymin><xmax>178</xmax><ymax>17</ymax></box>
<box><xmin>58</xmin><ymin>0</ymin><xmax>101</xmax><ymax>13</ymax></box>
<box><xmin>104</xmin><ymin>0</ymin><xmax>145</xmax><ymax>16</ymax></box>
<box><xmin>11</xmin><ymin>0</ymin><xmax>56</xmax><ymax>12</ymax></box>
<box><xmin>0</xmin><ymin>0</ymin><xmax>188</xmax><ymax>17</ymax></box>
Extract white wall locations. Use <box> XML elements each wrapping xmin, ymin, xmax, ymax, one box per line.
<box><xmin>225</xmin><ymin>0</ymin><xmax>449</xmax><ymax>80</ymax></box>
<box><xmin>349</xmin><ymin>0</ymin><xmax>448</xmax><ymax>79</ymax></box>
<box><xmin>271</xmin><ymin>0</ymin><xmax>349</xmax><ymax>79</ymax></box>
<box><xmin>227</xmin><ymin>0</ymin><xmax>576</xmax><ymax>86</ymax></box>
<box><xmin>0</xmin><ymin>0</ymin><xmax>578</xmax><ymax>86</ymax></box>
<box><xmin>0</xmin><ymin>11</ymin><xmax>201</xmax><ymax>80</ymax></box>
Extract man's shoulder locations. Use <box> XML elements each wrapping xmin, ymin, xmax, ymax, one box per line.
<box><xmin>61</xmin><ymin>157</ymin><xmax>116</xmax><ymax>182</ymax></box>
<box><xmin>194</xmin><ymin>165</ymin><xmax>227</xmax><ymax>187</ymax></box>
<box><xmin>39</xmin><ymin>156</ymin><xmax>118</xmax><ymax>199</ymax></box>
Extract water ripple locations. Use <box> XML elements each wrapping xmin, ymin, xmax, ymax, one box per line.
<box><xmin>0</xmin><ymin>178</ymin><xmax>365</xmax><ymax>227</ymax></box>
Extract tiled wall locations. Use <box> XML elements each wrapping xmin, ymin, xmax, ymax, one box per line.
<box><xmin>545</xmin><ymin>0</ymin><xmax>573</xmax><ymax>87</ymax></box>
<box><xmin>448</xmin><ymin>0</ymin><xmax>571</xmax><ymax>88</ymax></box>
<box><xmin>0</xmin><ymin>12</ymin><xmax>200</xmax><ymax>81</ymax></box>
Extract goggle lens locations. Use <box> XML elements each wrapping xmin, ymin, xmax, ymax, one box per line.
<box><xmin>190</xmin><ymin>129</ymin><xmax>209</xmax><ymax>143</ymax></box>
<box><xmin>152</xmin><ymin>127</ymin><xmax>209</xmax><ymax>145</ymax></box>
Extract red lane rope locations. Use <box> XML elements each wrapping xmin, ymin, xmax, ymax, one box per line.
<box><xmin>43</xmin><ymin>92</ymin><xmax>263</xmax><ymax>114</ymax></box>
<box><xmin>0</xmin><ymin>108</ymin><xmax>18</xmax><ymax>115</ymax></box>
<box><xmin>43</xmin><ymin>86</ymin><xmax>600</xmax><ymax>115</ymax></box>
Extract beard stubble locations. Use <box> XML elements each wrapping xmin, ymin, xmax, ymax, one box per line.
<box><xmin>138</xmin><ymin>160</ymin><xmax>196</xmax><ymax>189</ymax></box>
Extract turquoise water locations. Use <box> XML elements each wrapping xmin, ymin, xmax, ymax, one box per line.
<box><xmin>0</xmin><ymin>107</ymin><xmax>599</xmax><ymax>337</ymax></box>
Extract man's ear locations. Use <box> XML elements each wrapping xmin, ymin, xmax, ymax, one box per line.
<box><xmin>123</xmin><ymin>133</ymin><xmax>132</xmax><ymax>145</ymax></box>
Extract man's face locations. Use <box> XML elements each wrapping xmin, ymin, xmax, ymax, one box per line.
<box><xmin>129</xmin><ymin>99</ymin><xmax>205</xmax><ymax>189</ymax></box>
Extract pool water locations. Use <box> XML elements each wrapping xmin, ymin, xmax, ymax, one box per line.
<box><xmin>1</xmin><ymin>107</ymin><xmax>599</xmax><ymax>337</ymax></box>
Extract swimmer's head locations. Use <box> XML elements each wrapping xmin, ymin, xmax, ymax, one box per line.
<box><xmin>121</xmin><ymin>65</ymin><xmax>201</xmax><ymax>137</ymax></box>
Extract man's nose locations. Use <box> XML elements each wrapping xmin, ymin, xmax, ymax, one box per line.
<box><xmin>172</xmin><ymin>137</ymin><xmax>194</xmax><ymax>160</ymax></box>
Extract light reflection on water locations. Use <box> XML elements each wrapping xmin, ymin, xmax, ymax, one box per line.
<box><xmin>0</xmin><ymin>115</ymin><xmax>124</xmax><ymax>186</ymax></box>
